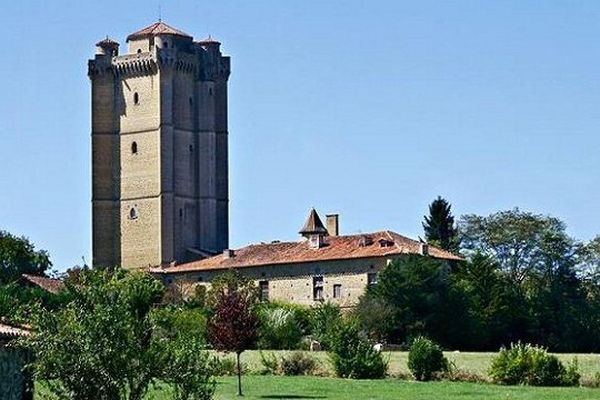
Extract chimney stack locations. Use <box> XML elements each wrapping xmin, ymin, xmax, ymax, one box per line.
<box><xmin>419</xmin><ymin>242</ymin><xmax>429</xmax><ymax>256</ymax></box>
<box><xmin>326</xmin><ymin>214</ymin><xmax>339</xmax><ymax>237</ymax></box>
<box><xmin>223</xmin><ymin>249</ymin><xmax>235</xmax><ymax>259</ymax></box>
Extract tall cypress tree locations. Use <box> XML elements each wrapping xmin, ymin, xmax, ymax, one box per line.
<box><xmin>422</xmin><ymin>196</ymin><xmax>459</xmax><ymax>252</ymax></box>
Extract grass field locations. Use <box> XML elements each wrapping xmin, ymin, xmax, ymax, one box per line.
<box><xmin>37</xmin><ymin>375</ymin><xmax>600</xmax><ymax>399</ymax></box>
<box><xmin>36</xmin><ymin>351</ymin><xmax>600</xmax><ymax>399</ymax></box>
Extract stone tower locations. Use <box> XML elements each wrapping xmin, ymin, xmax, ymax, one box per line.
<box><xmin>88</xmin><ymin>22</ymin><xmax>230</xmax><ymax>269</ymax></box>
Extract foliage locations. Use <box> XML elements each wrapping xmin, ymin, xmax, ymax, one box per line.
<box><xmin>25</xmin><ymin>269</ymin><xmax>164</xmax><ymax>399</ymax></box>
<box><xmin>489</xmin><ymin>342</ymin><xmax>580</xmax><ymax>386</ymax></box>
<box><xmin>25</xmin><ymin>269</ymin><xmax>216</xmax><ymax>400</ymax></box>
<box><xmin>257</xmin><ymin>303</ymin><xmax>305</xmax><ymax>349</ymax></box>
<box><xmin>308</xmin><ymin>302</ymin><xmax>343</xmax><ymax>350</ymax></box>
<box><xmin>0</xmin><ymin>230</ymin><xmax>51</xmax><ymax>284</ymax></box>
<box><xmin>353</xmin><ymin>293</ymin><xmax>396</xmax><ymax>342</ymax></box>
<box><xmin>422</xmin><ymin>196</ymin><xmax>459</xmax><ymax>252</ymax></box>
<box><xmin>213</xmin><ymin>357</ymin><xmax>246</xmax><ymax>376</ymax></box>
<box><xmin>369</xmin><ymin>255</ymin><xmax>471</xmax><ymax>348</ymax></box>
<box><xmin>328</xmin><ymin>320</ymin><xmax>388</xmax><ymax>379</ymax></box>
<box><xmin>279</xmin><ymin>352</ymin><xmax>317</xmax><ymax>376</ymax></box>
<box><xmin>153</xmin><ymin>306</ymin><xmax>208</xmax><ymax>342</ymax></box>
<box><xmin>259</xmin><ymin>351</ymin><xmax>280</xmax><ymax>375</ymax></box>
<box><xmin>206</xmin><ymin>271</ymin><xmax>259</xmax><ymax>396</ymax></box>
<box><xmin>407</xmin><ymin>336</ymin><xmax>448</xmax><ymax>381</ymax></box>
<box><xmin>161</xmin><ymin>336</ymin><xmax>217</xmax><ymax>400</ymax></box>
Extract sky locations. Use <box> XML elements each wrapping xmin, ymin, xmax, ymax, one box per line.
<box><xmin>0</xmin><ymin>1</ymin><xmax>599</xmax><ymax>270</ymax></box>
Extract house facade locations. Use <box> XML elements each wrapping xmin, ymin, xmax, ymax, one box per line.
<box><xmin>151</xmin><ymin>209</ymin><xmax>462</xmax><ymax>308</ymax></box>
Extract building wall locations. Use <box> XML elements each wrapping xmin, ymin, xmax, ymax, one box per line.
<box><xmin>159</xmin><ymin>256</ymin><xmax>398</xmax><ymax>308</ymax></box>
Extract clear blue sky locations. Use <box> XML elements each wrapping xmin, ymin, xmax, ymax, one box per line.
<box><xmin>1</xmin><ymin>1</ymin><xmax>599</xmax><ymax>270</ymax></box>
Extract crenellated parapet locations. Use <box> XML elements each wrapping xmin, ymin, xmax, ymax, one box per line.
<box><xmin>112</xmin><ymin>54</ymin><xmax>158</xmax><ymax>77</ymax></box>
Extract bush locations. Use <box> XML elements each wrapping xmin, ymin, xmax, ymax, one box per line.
<box><xmin>309</xmin><ymin>302</ymin><xmax>342</xmax><ymax>350</ymax></box>
<box><xmin>489</xmin><ymin>342</ymin><xmax>580</xmax><ymax>386</ymax></box>
<box><xmin>407</xmin><ymin>336</ymin><xmax>448</xmax><ymax>381</ymax></box>
<box><xmin>257</xmin><ymin>305</ymin><xmax>305</xmax><ymax>349</ymax></box>
<box><xmin>280</xmin><ymin>352</ymin><xmax>317</xmax><ymax>376</ymax></box>
<box><xmin>259</xmin><ymin>351</ymin><xmax>279</xmax><ymax>375</ymax></box>
<box><xmin>214</xmin><ymin>357</ymin><xmax>246</xmax><ymax>376</ymax></box>
<box><xmin>328</xmin><ymin>320</ymin><xmax>388</xmax><ymax>379</ymax></box>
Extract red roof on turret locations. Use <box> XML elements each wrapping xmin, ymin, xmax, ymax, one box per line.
<box><xmin>127</xmin><ymin>21</ymin><xmax>191</xmax><ymax>42</ymax></box>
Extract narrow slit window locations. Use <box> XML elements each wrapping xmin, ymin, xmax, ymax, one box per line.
<box><xmin>131</xmin><ymin>141</ymin><xmax>138</xmax><ymax>154</ymax></box>
<box><xmin>133</xmin><ymin>92</ymin><xmax>139</xmax><ymax>105</ymax></box>
<box><xmin>129</xmin><ymin>207</ymin><xmax>138</xmax><ymax>220</ymax></box>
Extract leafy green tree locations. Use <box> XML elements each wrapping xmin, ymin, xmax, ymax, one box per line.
<box><xmin>26</xmin><ymin>269</ymin><xmax>215</xmax><ymax>400</ymax></box>
<box><xmin>422</xmin><ymin>196</ymin><xmax>459</xmax><ymax>252</ymax></box>
<box><xmin>0</xmin><ymin>230</ymin><xmax>51</xmax><ymax>284</ymax></box>
<box><xmin>459</xmin><ymin>209</ymin><xmax>580</xmax><ymax>284</ymax></box>
<box><xmin>206</xmin><ymin>272</ymin><xmax>259</xmax><ymax>396</ymax></box>
<box><xmin>455</xmin><ymin>252</ymin><xmax>530</xmax><ymax>349</ymax></box>
<box><xmin>308</xmin><ymin>302</ymin><xmax>342</xmax><ymax>350</ymax></box>
<box><xmin>371</xmin><ymin>255</ymin><xmax>471</xmax><ymax>348</ymax></box>
<box><xmin>354</xmin><ymin>293</ymin><xmax>397</xmax><ymax>342</ymax></box>
<box><xmin>257</xmin><ymin>304</ymin><xmax>304</xmax><ymax>349</ymax></box>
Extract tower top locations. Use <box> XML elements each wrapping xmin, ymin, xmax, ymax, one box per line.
<box><xmin>126</xmin><ymin>21</ymin><xmax>191</xmax><ymax>42</ymax></box>
<box><xmin>95</xmin><ymin>36</ymin><xmax>119</xmax><ymax>48</ymax></box>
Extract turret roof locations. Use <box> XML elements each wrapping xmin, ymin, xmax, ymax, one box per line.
<box><xmin>299</xmin><ymin>208</ymin><xmax>328</xmax><ymax>235</ymax></box>
<box><xmin>127</xmin><ymin>21</ymin><xmax>191</xmax><ymax>42</ymax></box>
<box><xmin>96</xmin><ymin>36</ymin><xmax>119</xmax><ymax>47</ymax></box>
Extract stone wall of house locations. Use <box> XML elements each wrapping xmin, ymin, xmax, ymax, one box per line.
<box><xmin>0</xmin><ymin>346</ymin><xmax>28</xmax><ymax>400</ymax></box>
<box><xmin>161</xmin><ymin>255</ymin><xmax>399</xmax><ymax>308</ymax></box>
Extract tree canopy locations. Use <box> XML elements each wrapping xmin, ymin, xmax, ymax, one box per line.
<box><xmin>422</xmin><ymin>196</ymin><xmax>459</xmax><ymax>252</ymax></box>
<box><xmin>0</xmin><ymin>230</ymin><xmax>51</xmax><ymax>284</ymax></box>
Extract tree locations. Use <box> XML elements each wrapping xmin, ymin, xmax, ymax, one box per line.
<box><xmin>206</xmin><ymin>272</ymin><xmax>259</xmax><ymax>396</ymax></box>
<box><xmin>370</xmin><ymin>255</ymin><xmax>471</xmax><ymax>348</ymax></box>
<box><xmin>422</xmin><ymin>196</ymin><xmax>459</xmax><ymax>252</ymax></box>
<box><xmin>26</xmin><ymin>269</ymin><xmax>215</xmax><ymax>400</ymax></box>
<box><xmin>0</xmin><ymin>230</ymin><xmax>51</xmax><ymax>284</ymax></box>
<box><xmin>459</xmin><ymin>208</ymin><xmax>580</xmax><ymax>284</ymax></box>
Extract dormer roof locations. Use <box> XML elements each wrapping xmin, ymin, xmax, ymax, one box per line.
<box><xmin>127</xmin><ymin>21</ymin><xmax>191</xmax><ymax>42</ymax></box>
<box><xmin>299</xmin><ymin>208</ymin><xmax>328</xmax><ymax>236</ymax></box>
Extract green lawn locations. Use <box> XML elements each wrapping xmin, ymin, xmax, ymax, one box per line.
<box><xmin>37</xmin><ymin>375</ymin><xmax>600</xmax><ymax>400</ymax></box>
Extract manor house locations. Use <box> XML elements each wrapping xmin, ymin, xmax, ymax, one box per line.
<box><xmin>150</xmin><ymin>209</ymin><xmax>461</xmax><ymax>308</ymax></box>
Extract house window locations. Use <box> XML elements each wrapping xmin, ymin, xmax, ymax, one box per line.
<box><xmin>259</xmin><ymin>280</ymin><xmax>269</xmax><ymax>301</ymax></box>
<box><xmin>333</xmin><ymin>284</ymin><xmax>342</xmax><ymax>299</ymax></box>
<box><xmin>367</xmin><ymin>272</ymin><xmax>378</xmax><ymax>286</ymax></box>
<box><xmin>133</xmin><ymin>92</ymin><xmax>139</xmax><ymax>105</ymax></box>
<box><xmin>313</xmin><ymin>276</ymin><xmax>324</xmax><ymax>301</ymax></box>
<box><xmin>131</xmin><ymin>141</ymin><xmax>138</xmax><ymax>154</ymax></box>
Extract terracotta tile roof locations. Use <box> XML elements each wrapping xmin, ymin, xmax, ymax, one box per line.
<box><xmin>0</xmin><ymin>323</ymin><xmax>30</xmax><ymax>338</ymax></box>
<box><xmin>197</xmin><ymin>35</ymin><xmax>221</xmax><ymax>45</ymax></box>
<box><xmin>21</xmin><ymin>274</ymin><xmax>65</xmax><ymax>294</ymax></box>
<box><xmin>127</xmin><ymin>21</ymin><xmax>191</xmax><ymax>42</ymax></box>
<box><xmin>96</xmin><ymin>37</ymin><xmax>119</xmax><ymax>47</ymax></box>
<box><xmin>299</xmin><ymin>208</ymin><xmax>328</xmax><ymax>235</ymax></box>
<box><xmin>151</xmin><ymin>230</ymin><xmax>463</xmax><ymax>274</ymax></box>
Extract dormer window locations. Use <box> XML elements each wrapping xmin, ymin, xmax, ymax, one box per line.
<box><xmin>378</xmin><ymin>239</ymin><xmax>394</xmax><ymax>248</ymax></box>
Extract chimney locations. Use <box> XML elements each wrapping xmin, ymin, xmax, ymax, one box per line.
<box><xmin>419</xmin><ymin>243</ymin><xmax>429</xmax><ymax>256</ymax></box>
<box><xmin>223</xmin><ymin>249</ymin><xmax>235</xmax><ymax>259</ymax></box>
<box><xmin>326</xmin><ymin>214</ymin><xmax>339</xmax><ymax>237</ymax></box>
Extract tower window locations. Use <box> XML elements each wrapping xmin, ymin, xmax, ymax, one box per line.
<box><xmin>129</xmin><ymin>207</ymin><xmax>138</xmax><ymax>220</ymax></box>
<box><xmin>131</xmin><ymin>141</ymin><xmax>138</xmax><ymax>154</ymax></box>
<box><xmin>189</xmin><ymin>97</ymin><xmax>193</xmax><ymax>107</ymax></box>
<box><xmin>133</xmin><ymin>92</ymin><xmax>139</xmax><ymax>105</ymax></box>
<box><xmin>137</xmin><ymin>49</ymin><xmax>142</xmax><ymax>54</ymax></box>
<box><xmin>189</xmin><ymin>144</ymin><xmax>194</xmax><ymax>153</ymax></box>
<box><xmin>179</xmin><ymin>208</ymin><xmax>183</xmax><ymax>219</ymax></box>
<box><xmin>208</xmin><ymin>88</ymin><xmax>213</xmax><ymax>96</ymax></box>
<box><xmin>164</xmin><ymin>41</ymin><xmax>169</xmax><ymax>49</ymax></box>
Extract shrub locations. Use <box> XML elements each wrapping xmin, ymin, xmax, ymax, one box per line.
<box><xmin>309</xmin><ymin>302</ymin><xmax>342</xmax><ymax>350</ymax></box>
<box><xmin>407</xmin><ymin>336</ymin><xmax>448</xmax><ymax>381</ymax></box>
<box><xmin>280</xmin><ymin>352</ymin><xmax>317</xmax><ymax>376</ymax></box>
<box><xmin>489</xmin><ymin>342</ymin><xmax>580</xmax><ymax>386</ymax></box>
<box><xmin>257</xmin><ymin>305</ymin><xmax>304</xmax><ymax>349</ymax></box>
<box><xmin>259</xmin><ymin>351</ymin><xmax>279</xmax><ymax>375</ymax></box>
<box><xmin>328</xmin><ymin>320</ymin><xmax>388</xmax><ymax>379</ymax></box>
<box><xmin>214</xmin><ymin>357</ymin><xmax>246</xmax><ymax>376</ymax></box>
